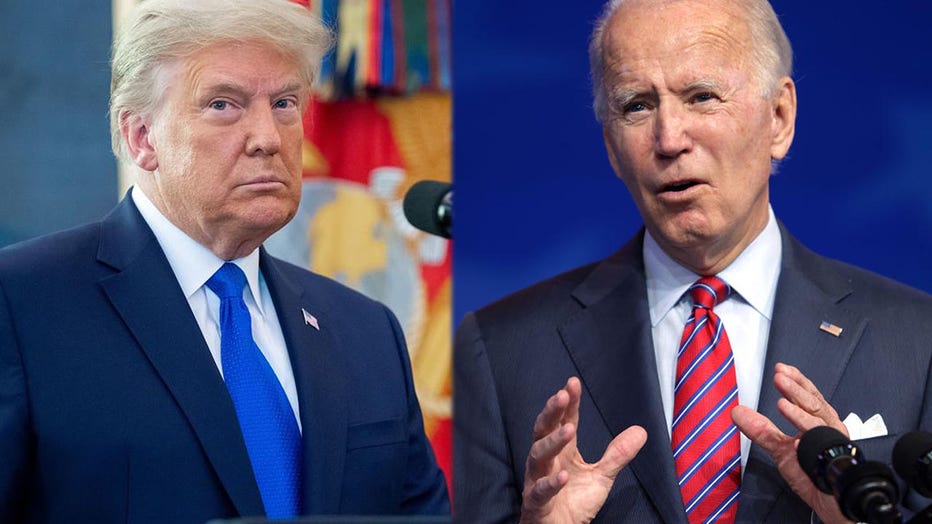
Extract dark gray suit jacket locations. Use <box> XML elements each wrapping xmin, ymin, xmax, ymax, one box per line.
<box><xmin>453</xmin><ymin>226</ymin><xmax>932</xmax><ymax>523</ymax></box>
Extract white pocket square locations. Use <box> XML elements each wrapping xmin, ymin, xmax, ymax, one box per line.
<box><xmin>842</xmin><ymin>412</ymin><xmax>888</xmax><ymax>440</ymax></box>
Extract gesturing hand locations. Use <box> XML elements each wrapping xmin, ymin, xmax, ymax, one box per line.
<box><xmin>732</xmin><ymin>363</ymin><xmax>853</xmax><ymax>524</ymax></box>
<box><xmin>520</xmin><ymin>377</ymin><xmax>647</xmax><ymax>524</ymax></box>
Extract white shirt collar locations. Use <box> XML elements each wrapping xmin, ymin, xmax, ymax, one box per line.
<box><xmin>644</xmin><ymin>206</ymin><xmax>782</xmax><ymax>326</ymax></box>
<box><xmin>131</xmin><ymin>186</ymin><xmax>266</xmax><ymax>316</ymax></box>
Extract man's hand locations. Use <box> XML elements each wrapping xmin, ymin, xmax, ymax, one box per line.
<box><xmin>732</xmin><ymin>363</ymin><xmax>853</xmax><ymax>524</ymax></box>
<box><xmin>520</xmin><ymin>377</ymin><xmax>647</xmax><ymax>524</ymax></box>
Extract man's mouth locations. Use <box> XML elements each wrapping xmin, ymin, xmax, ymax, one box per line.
<box><xmin>239</xmin><ymin>175</ymin><xmax>285</xmax><ymax>187</ymax></box>
<box><xmin>660</xmin><ymin>179</ymin><xmax>703</xmax><ymax>193</ymax></box>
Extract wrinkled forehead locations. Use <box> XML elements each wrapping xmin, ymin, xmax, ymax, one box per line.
<box><xmin>169</xmin><ymin>42</ymin><xmax>305</xmax><ymax>90</ymax></box>
<box><xmin>147</xmin><ymin>41</ymin><xmax>307</xmax><ymax>119</ymax></box>
<box><xmin>601</xmin><ymin>0</ymin><xmax>754</xmax><ymax>76</ymax></box>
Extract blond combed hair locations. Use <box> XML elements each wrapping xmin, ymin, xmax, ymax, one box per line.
<box><xmin>109</xmin><ymin>0</ymin><xmax>332</xmax><ymax>160</ymax></box>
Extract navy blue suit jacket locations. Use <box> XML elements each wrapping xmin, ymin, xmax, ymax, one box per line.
<box><xmin>0</xmin><ymin>197</ymin><xmax>449</xmax><ymax>523</ymax></box>
<box><xmin>454</xmin><ymin>226</ymin><xmax>932</xmax><ymax>523</ymax></box>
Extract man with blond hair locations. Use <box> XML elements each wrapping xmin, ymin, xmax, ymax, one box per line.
<box><xmin>454</xmin><ymin>0</ymin><xmax>932</xmax><ymax>522</ymax></box>
<box><xmin>0</xmin><ymin>1</ymin><xmax>449</xmax><ymax>521</ymax></box>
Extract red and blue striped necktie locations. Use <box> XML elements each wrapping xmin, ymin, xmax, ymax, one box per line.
<box><xmin>671</xmin><ymin>276</ymin><xmax>741</xmax><ymax>523</ymax></box>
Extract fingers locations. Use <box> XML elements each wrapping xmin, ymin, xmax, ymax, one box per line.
<box><xmin>526</xmin><ymin>422</ymin><xmax>575</xmax><ymax>480</ymax></box>
<box><xmin>732</xmin><ymin>405</ymin><xmax>792</xmax><ymax>455</ymax></box>
<box><xmin>527</xmin><ymin>378</ymin><xmax>582</xmax><ymax>481</ymax></box>
<box><xmin>773</xmin><ymin>363</ymin><xmax>846</xmax><ymax>436</ymax></box>
<box><xmin>776</xmin><ymin>398</ymin><xmax>833</xmax><ymax>435</ymax></box>
<box><xmin>523</xmin><ymin>469</ymin><xmax>569</xmax><ymax>510</ymax></box>
<box><xmin>532</xmin><ymin>377</ymin><xmax>583</xmax><ymax>440</ymax></box>
<box><xmin>736</xmin><ymin>368</ymin><xmax>854</xmax><ymax>523</ymax></box>
<box><xmin>564</xmin><ymin>377</ymin><xmax>582</xmax><ymax>428</ymax></box>
<box><xmin>596</xmin><ymin>425</ymin><xmax>647</xmax><ymax>478</ymax></box>
<box><xmin>774</xmin><ymin>363</ymin><xmax>833</xmax><ymax>417</ymax></box>
<box><xmin>532</xmin><ymin>387</ymin><xmax>570</xmax><ymax>441</ymax></box>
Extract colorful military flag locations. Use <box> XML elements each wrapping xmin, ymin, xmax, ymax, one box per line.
<box><xmin>266</xmin><ymin>0</ymin><xmax>453</xmax><ymax>492</ymax></box>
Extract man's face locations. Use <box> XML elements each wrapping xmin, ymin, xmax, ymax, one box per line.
<box><xmin>142</xmin><ymin>42</ymin><xmax>306</xmax><ymax>259</ymax></box>
<box><xmin>600</xmin><ymin>0</ymin><xmax>795</xmax><ymax>274</ymax></box>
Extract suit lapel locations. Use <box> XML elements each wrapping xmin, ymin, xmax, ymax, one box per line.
<box><xmin>261</xmin><ymin>253</ymin><xmax>348</xmax><ymax>514</ymax></box>
<box><xmin>96</xmin><ymin>198</ymin><xmax>265</xmax><ymax>516</ymax></box>
<box><xmin>558</xmin><ymin>234</ymin><xmax>687</xmax><ymax>523</ymax></box>
<box><xmin>737</xmin><ymin>227</ymin><xmax>867</xmax><ymax>521</ymax></box>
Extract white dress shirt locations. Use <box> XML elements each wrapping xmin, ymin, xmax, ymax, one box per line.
<box><xmin>644</xmin><ymin>206</ymin><xmax>782</xmax><ymax>469</ymax></box>
<box><xmin>132</xmin><ymin>187</ymin><xmax>302</xmax><ymax>431</ymax></box>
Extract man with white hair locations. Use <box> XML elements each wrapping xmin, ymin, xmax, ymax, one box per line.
<box><xmin>454</xmin><ymin>0</ymin><xmax>932</xmax><ymax>522</ymax></box>
<box><xmin>0</xmin><ymin>0</ymin><xmax>449</xmax><ymax>521</ymax></box>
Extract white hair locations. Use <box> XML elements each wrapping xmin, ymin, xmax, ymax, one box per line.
<box><xmin>109</xmin><ymin>0</ymin><xmax>332</xmax><ymax>160</ymax></box>
<box><xmin>589</xmin><ymin>0</ymin><xmax>793</xmax><ymax>122</ymax></box>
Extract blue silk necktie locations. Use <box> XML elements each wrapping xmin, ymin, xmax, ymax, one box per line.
<box><xmin>206</xmin><ymin>263</ymin><xmax>302</xmax><ymax>519</ymax></box>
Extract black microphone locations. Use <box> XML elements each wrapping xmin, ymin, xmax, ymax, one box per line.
<box><xmin>894</xmin><ymin>431</ymin><xmax>932</xmax><ymax>498</ymax></box>
<box><xmin>403</xmin><ymin>180</ymin><xmax>452</xmax><ymax>239</ymax></box>
<box><xmin>798</xmin><ymin>425</ymin><xmax>902</xmax><ymax>524</ymax></box>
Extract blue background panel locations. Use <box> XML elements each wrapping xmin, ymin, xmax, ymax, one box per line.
<box><xmin>453</xmin><ymin>1</ymin><xmax>932</xmax><ymax>321</ymax></box>
<box><xmin>0</xmin><ymin>3</ymin><xmax>116</xmax><ymax>245</ymax></box>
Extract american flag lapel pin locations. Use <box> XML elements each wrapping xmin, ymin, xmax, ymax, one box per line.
<box><xmin>302</xmin><ymin>308</ymin><xmax>319</xmax><ymax>330</ymax></box>
<box><xmin>819</xmin><ymin>321</ymin><xmax>843</xmax><ymax>337</ymax></box>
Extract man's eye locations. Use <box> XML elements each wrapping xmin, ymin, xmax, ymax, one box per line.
<box><xmin>209</xmin><ymin>100</ymin><xmax>229</xmax><ymax>110</ymax></box>
<box><xmin>692</xmin><ymin>92</ymin><xmax>717</xmax><ymax>103</ymax></box>
<box><xmin>274</xmin><ymin>99</ymin><xmax>295</xmax><ymax>109</ymax></box>
<box><xmin>624</xmin><ymin>101</ymin><xmax>648</xmax><ymax>114</ymax></box>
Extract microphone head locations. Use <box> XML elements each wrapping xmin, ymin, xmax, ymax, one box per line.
<box><xmin>798</xmin><ymin>426</ymin><xmax>901</xmax><ymax>523</ymax></box>
<box><xmin>893</xmin><ymin>430</ymin><xmax>932</xmax><ymax>497</ymax></box>
<box><xmin>799</xmin><ymin>426</ymin><xmax>853</xmax><ymax>473</ymax></box>
<box><xmin>403</xmin><ymin>180</ymin><xmax>452</xmax><ymax>239</ymax></box>
<box><xmin>798</xmin><ymin>426</ymin><xmax>857</xmax><ymax>493</ymax></box>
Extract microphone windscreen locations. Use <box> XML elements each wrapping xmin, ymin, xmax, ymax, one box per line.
<box><xmin>403</xmin><ymin>180</ymin><xmax>451</xmax><ymax>238</ymax></box>
<box><xmin>893</xmin><ymin>430</ymin><xmax>932</xmax><ymax>496</ymax></box>
<box><xmin>798</xmin><ymin>425</ymin><xmax>852</xmax><ymax>475</ymax></box>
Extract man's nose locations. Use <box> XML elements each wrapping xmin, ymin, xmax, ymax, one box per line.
<box><xmin>653</xmin><ymin>102</ymin><xmax>693</xmax><ymax>158</ymax></box>
<box><xmin>245</xmin><ymin>105</ymin><xmax>282</xmax><ymax>156</ymax></box>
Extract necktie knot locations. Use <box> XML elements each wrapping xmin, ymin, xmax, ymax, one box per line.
<box><xmin>206</xmin><ymin>263</ymin><xmax>247</xmax><ymax>300</ymax></box>
<box><xmin>689</xmin><ymin>276</ymin><xmax>730</xmax><ymax>310</ymax></box>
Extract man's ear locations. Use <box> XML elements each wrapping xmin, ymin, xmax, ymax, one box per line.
<box><xmin>769</xmin><ymin>76</ymin><xmax>797</xmax><ymax>161</ymax></box>
<box><xmin>121</xmin><ymin>111</ymin><xmax>159</xmax><ymax>171</ymax></box>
